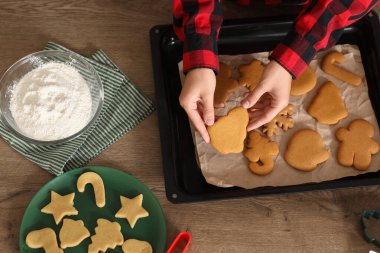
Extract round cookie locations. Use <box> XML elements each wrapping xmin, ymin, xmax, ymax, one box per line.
<box><xmin>321</xmin><ymin>51</ymin><xmax>361</xmax><ymax>86</ymax></box>
<box><xmin>290</xmin><ymin>66</ymin><xmax>317</xmax><ymax>96</ymax></box>
<box><xmin>284</xmin><ymin>129</ymin><xmax>330</xmax><ymax>171</ymax></box>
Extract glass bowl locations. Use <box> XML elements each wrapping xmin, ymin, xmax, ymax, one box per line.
<box><xmin>0</xmin><ymin>50</ymin><xmax>104</xmax><ymax>145</ymax></box>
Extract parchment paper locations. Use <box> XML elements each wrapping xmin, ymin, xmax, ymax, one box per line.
<box><xmin>178</xmin><ymin>44</ymin><xmax>380</xmax><ymax>189</ymax></box>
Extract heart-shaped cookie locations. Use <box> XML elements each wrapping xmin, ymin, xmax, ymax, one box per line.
<box><xmin>285</xmin><ymin>129</ymin><xmax>330</xmax><ymax>171</ymax></box>
<box><xmin>208</xmin><ymin>107</ymin><xmax>249</xmax><ymax>154</ymax></box>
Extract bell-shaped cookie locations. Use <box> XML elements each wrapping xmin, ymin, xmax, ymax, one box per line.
<box><xmin>307</xmin><ymin>81</ymin><xmax>348</xmax><ymax>125</ymax></box>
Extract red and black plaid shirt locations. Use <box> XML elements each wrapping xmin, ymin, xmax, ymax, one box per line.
<box><xmin>173</xmin><ymin>0</ymin><xmax>379</xmax><ymax>78</ymax></box>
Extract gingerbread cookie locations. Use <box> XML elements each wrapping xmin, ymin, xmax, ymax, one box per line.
<box><xmin>307</xmin><ymin>81</ymin><xmax>348</xmax><ymax>125</ymax></box>
<box><xmin>214</xmin><ymin>63</ymin><xmax>239</xmax><ymax>104</ymax></box>
<box><xmin>115</xmin><ymin>194</ymin><xmax>149</xmax><ymax>229</ymax></box>
<box><xmin>59</xmin><ymin>218</ymin><xmax>90</xmax><ymax>249</ymax></box>
<box><xmin>238</xmin><ymin>59</ymin><xmax>265</xmax><ymax>90</ymax></box>
<box><xmin>41</xmin><ymin>191</ymin><xmax>78</xmax><ymax>225</ymax></box>
<box><xmin>290</xmin><ymin>66</ymin><xmax>317</xmax><ymax>96</ymax></box>
<box><xmin>321</xmin><ymin>51</ymin><xmax>362</xmax><ymax>86</ymax></box>
<box><xmin>88</xmin><ymin>219</ymin><xmax>124</xmax><ymax>253</ymax></box>
<box><xmin>208</xmin><ymin>107</ymin><xmax>249</xmax><ymax>154</ymax></box>
<box><xmin>285</xmin><ymin>129</ymin><xmax>330</xmax><ymax>171</ymax></box>
<box><xmin>244</xmin><ymin>131</ymin><xmax>279</xmax><ymax>175</ymax></box>
<box><xmin>122</xmin><ymin>239</ymin><xmax>153</xmax><ymax>253</ymax></box>
<box><xmin>77</xmin><ymin>171</ymin><xmax>106</xmax><ymax>208</ymax></box>
<box><xmin>26</xmin><ymin>228</ymin><xmax>63</xmax><ymax>253</ymax></box>
<box><xmin>336</xmin><ymin>119</ymin><xmax>380</xmax><ymax>170</ymax></box>
<box><xmin>262</xmin><ymin>104</ymin><xmax>294</xmax><ymax>137</ymax></box>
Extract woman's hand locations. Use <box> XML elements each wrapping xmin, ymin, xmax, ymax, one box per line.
<box><xmin>179</xmin><ymin>68</ymin><xmax>216</xmax><ymax>143</ymax></box>
<box><xmin>241</xmin><ymin>60</ymin><xmax>292</xmax><ymax>131</ymax></box>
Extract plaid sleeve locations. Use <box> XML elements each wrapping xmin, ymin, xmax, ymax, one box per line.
<box><xmin>270</xmin><ymin>0</ymin><xmax>379</xmax><ymax>78</ymax></box>
<box><xmin>173</xmin><ymin>0</ymin><xmax>223</xmax><ymax>74</ymax></box>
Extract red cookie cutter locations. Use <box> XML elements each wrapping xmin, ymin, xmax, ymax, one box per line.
<box><xmin>166</xmin><ymin>232</ymin><xmax>191</xmax><ymax>253</ymax></box>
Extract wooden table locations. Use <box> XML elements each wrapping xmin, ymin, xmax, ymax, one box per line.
<box><xmin>1</xmin><ymin>1</ymin><xmax>380</xmax><ymax>252</ymax></box>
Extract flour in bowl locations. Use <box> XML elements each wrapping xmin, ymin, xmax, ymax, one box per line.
<box><xmin>9</xmin><ymin>62</ymin><xmax>92</xmax><ymax>141</ymax></box>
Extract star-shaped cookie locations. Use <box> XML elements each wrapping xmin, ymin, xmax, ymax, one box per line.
<box><xmin>41</xmin><ymin>191</ymin><xmax>78</xmax><ymax>224</ymax></box>
<box><xmin>115</xmin><ymin>194</ymin><xmax>149</xmax><ymax>229</ymax></box>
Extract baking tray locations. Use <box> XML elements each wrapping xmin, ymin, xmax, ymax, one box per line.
<box><xmin>150</xmin><ymin>12</ymin><xmax>380</xmax><ymax>203</ymax></box>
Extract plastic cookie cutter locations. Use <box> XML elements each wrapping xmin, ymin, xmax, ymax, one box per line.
<box><xmin>166</xmin><ymin>231</ymin><xmax>191</xmax><ymax>253</ymax></box>
<box><xmin>361</xmin><ymin>210</ymin><xmax>380</xmax><ymax>247</ymax></box>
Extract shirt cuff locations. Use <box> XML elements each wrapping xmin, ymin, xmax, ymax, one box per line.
<box><xmin>270</xmin><ymin>32</ymin><xmax>316</xmax><ymax>79</ymax></box>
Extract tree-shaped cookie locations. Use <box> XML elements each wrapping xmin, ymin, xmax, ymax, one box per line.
<box><xmin>238</xmin><ymin>59</ymin><xmax>265</xmax><ymax>90</ymax></box>
<box><xmin>262</xmin><ymin>104</ymin><xmax>294</xmax><ymax>137</ymax></box>
<box><xmin>336</xmin><ymin>119</ymin><xmax>380</xmax><ymax>170</ymax></box>
<box><xmin>214</xmin><ymin>63</ymin><xmax>239</xmax><ymax>104</ymax></box>
<box><xmin>244</xmin><ymin>131</ymin><xmax>279</xmax><ymax>175</ymax></box>
<box><xmin>88</xmin><ymin>219</ymin><xmax>124</xmax><ymax>253</ymax></box>
<box><xmin>307</xmin><ymin>81</ymin><xmax>348</xmax><ymax>125</ymax></box>
<box><xmin>59</xmin><ymin>218</ymin><xmax>90</xmax><ymax>249</ymax></box>
<box><xmin>285</xmin><ymin>129</ymin><xmax>330</xmax><ymax>171</ymax></box>
<box><xmin>208</xmin><ymin>107</ymin><xmax>249</xmax><ymax>154</ymax></box>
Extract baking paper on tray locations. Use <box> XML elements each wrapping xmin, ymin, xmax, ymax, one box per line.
<box><xmin>178</xmin><ymin>44</ymin><xmax>380</xmax><ymax>189</ymax></box>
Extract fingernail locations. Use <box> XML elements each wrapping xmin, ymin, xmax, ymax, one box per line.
<box><xmin>205</xmin><ymin>118</ymin><xmax>214</xmax><ymax>126</ymax></box>
<box><xmin>242</xmin><ymin>101</ymin><xmax>250</xmax><ymax>108</ymax></box>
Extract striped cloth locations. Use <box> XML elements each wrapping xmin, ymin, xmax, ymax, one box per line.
<box><xmin>0</xmin><ymin>42</ymin><xmax>155</xmax><ymax>175</ymax></box>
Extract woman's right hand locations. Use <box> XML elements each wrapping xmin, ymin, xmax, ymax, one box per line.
<box><xmin>179</xmin><ymin>68</ymin><xmax>216</xmax><ymax>143</ymax></box>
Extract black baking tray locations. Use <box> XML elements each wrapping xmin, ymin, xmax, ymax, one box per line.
<box><xmin>150</xmin><ymin>12</ymin><xmax>380</xmax><ymax>203</ymax></box>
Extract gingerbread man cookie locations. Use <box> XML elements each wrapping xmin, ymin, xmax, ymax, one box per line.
<box><xmin>214</xmin><ymin>63</ymin><xmax>239</xmax><ymax>104</ymax></box>
<box><xmin>244</xmin><ymin>131</ymin><xmax>279</xmax><ymax>175</ymax></box>
<box><xmin>238</xmin><ymin>59</ymin><xmax>265</xmax><ymax>90</ymax></box>
<box><xmin>336</xmin><ymin>119</ymin><xmax>380</xmax><ymax>170</ymax></box>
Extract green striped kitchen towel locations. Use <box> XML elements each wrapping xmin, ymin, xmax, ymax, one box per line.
<box><xmin>0</xmin><ymin>42</ymin><xmax>155</xmax><ymax>175</ymax></box>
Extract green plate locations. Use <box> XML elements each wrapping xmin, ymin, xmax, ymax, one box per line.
<box><xmin>19</xmin><ymin>166</ymin><xmax>166</xmax><ymax>253</ymax></box>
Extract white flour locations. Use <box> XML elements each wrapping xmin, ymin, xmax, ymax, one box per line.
<box><xmin>9</xmin><ymin>62</ymin><xmax>92</xmax><ymax>141</ymax></box>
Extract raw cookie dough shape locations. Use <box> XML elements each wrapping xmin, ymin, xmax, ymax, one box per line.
<box><xmin>77</xmin><ymin>171</ymin><xmax>106</xmax><ymax>208</ymax></box>
<box><xmin>290</xmin><ymin>66</ymin><xmax>317</xmax><ymax>96</ymax></box>
<box><xmin>208</xmin><ymin>107</ymin><xmax>249</xmax><ymax>154</ymax></box>
<box><xmin>26</xmin><ymin>228</ymin><xmax>63</xmax><ymax>253</ymax></box>
<box><xmin>262</xmin><ymin>104</ymin><xmax>294</xmax><ymax>137</ymax></box>
<box><xmin>244</xmin><ymin>131</ymin><xmax>279</xmax><ymax>175</ymax></box>
<box><xmin>88</xmin><ymin>218</ymin><xmax>124</xmax><ymax>253</ymax></box>
<box><xmin>59</xmin><ymin>218</ymin><xmax>90</xmax><ymax>249</ymax></box>
<box><xmin>115</xmin><ymin>194</ymin><xmax>149</xmax><ymax>229</ymax></box>
<box><xmin>307</xmin><ymin>81</ymin><xmax>348</xmax><ymax>125</ymax></box>
<box><xmin>238</xmin><ymin>59</ymin><xmax>265</xmax><ymax>90</ymax></box>
<box><xmin>336</xmin><ymin>119</ymin><xmax>380</xmax><ymax>170</ymax></box>
<box><xmin>122</xmin><ymin>239</ymin><xmax>153</xmax><ymax>253</ymax></box>
<box><xmin>321</xmin><ymin>51</ymin><xmax>362</xmax><ymax>86</ymax></box>
<box><xmin>41</xmin><ymin>191</ymin><xmax>78</xmax><ymax>225</ymax></box>
<box><xmin>285</xmin><ymin>129</ymin><xmax>330</xmax><ymax>171</ymax></box>
<box><xmin>214</xmin><ymin>63</ymin><xmax>239</xmax><ymax>104</ymax></box>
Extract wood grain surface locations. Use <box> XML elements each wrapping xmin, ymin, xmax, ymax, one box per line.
<box><xmin>0</xmin><ymin>1</ymin><xmax>380</xmax><ymax>252</ymax></box>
